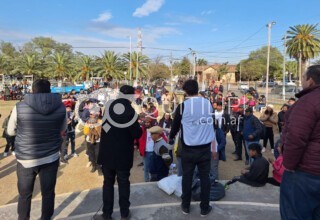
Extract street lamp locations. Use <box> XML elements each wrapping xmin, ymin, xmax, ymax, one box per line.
<box><xmin>124</xmin><ymin>71</ymin><xmax>127</xmax><ymax>84</ymax></box>
<box><xmin>127</xmin><ymin>35</ymin><xmax>132</xmax><ymax>86</ymax></box>
<box><xmin>265</xmin><ymin>21</ymin><xmax>276</xmax><ymax>104</ymax></box>
<box><xmin>188</xmin><ymin>48</ymin><xmax>196</xmax><ymax>79</ymax></box>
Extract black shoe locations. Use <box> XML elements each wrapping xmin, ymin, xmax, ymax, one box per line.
<box><xmin>245</xmin><ymin>160</ymin><xmax>249</xmax><ymax>165</ymax></box>
<box><xmin>181</xmin><ymin>204</ymin><xmax>190</xmax><ymax>215</ymax></box>
<box><xmin>137</xmin><ymin>162</ymin><xmax>144</xmax><ymax>167</ymax></box>
<box><xmin>233</xmin><ymin>158</ymin><xmax>242</xmax><ymax>161</ymax></box>
<box><xmin>200</xmin><ymin>205</ymin><xmax>212</xmax><ymax>217</ymax></box>
<box><xmin>121</xmin><ymin>211</ymin><xmax>131</xmax><ymax>220</ymax></box>
<box><xmin>93</xmin><ymin>214</ymin><xmax>112</xmax><ymax>220</ymax></box>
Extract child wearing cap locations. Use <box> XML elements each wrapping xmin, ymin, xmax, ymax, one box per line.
<box><xmin>148</xmin><ymin>126</ymin><xmax>173</xmax><ymax>181</ymax></box>
<box><xmin>83</xmin><ymin>104</ymin><xmax>102</xmax><ymax>173</ymax></box>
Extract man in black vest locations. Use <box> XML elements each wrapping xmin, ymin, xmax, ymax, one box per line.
<box><xmin>95</xmin><ymin>85</ymin><xmax>142</xmax><ymax>220</ymax></box>
<box><xmin>7</xmin><ymin>79</ymin><xmax>66</xmax><ymax>220</ymax></box>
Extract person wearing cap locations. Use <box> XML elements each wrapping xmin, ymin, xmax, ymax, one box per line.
<box><xmin>96</xmin><ymin>85</ymin><xmax>142</xmax><ymax>220</ymax></box>
<box><xmin>225</xmin><ymin>143</ymin><xmax>269</xmax><ymax>188</ymax></box>
<box><xmin>137</xmin><ymin>116</ymin><xmax>157</xmax><ymax>182</ymax></box>
<box><xmin>83</xmin><ymin>103</ymin><xmax>102</xmax><ymax>173</ymax></box>
<box><xmin>243</xmin><ymin>107</ymin><xmax>263</xmax><ymax>165</ymax></box>
<box><xmin>231</xmin><ymin>105</ymin><xmax>248</xmax><ymax>162</ymax></box>
<box><xmin>169</xmin><ymin>79</ymin><xmax>215</xmax><ymax>217</ymax></box>
<box><xmin>148</xmin><ymin>126</ymin><xmax>172</xmax><ymax>181</ymax></box>
<box><xmin>260</xmin><ymin>104</ymin><xmax>278</xmax><ymax>154</ymax></box>
<box><xmin>280</xmin><ymin>65</ymin><xmax>320</xmax><ymax>220</ymax></box>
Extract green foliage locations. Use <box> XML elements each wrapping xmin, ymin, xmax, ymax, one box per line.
<box><xmin>96</xmin><ymin>51</ymin><xmax>125</xmax><ymax>80</ymax></box>
<box><xmin>197</xmin><ymin>58</ymin><xmax>208</xmax><ymax>66</ymax></box>
<box><xmin>240</xmin><ymin>46</ymin><xmax>283</xmax><ymax>80</ymax></box>
<box><xmin>148</xmin><ymin>56</ymin><xmax>170</xmax><ymax>80</ymax></box>
<box><xmin>217</xmin><ymin>62</ymin><xmax>229</xmax><ymax>80</ymax></box>
<box><xmin>122</xmin><ymin>52</ymin><xmax>149</xmax><ymax>80</ymax></box>
<box><xmin>173</xmin><ymin>57</ymin><xmax>191</xmax><ymax>75</ymax></box>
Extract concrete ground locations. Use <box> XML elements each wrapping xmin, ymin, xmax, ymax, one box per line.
<box><xmin>0</xmin><ymin>181</ymin><xmax>281</xmax><ymax>220</ymax></box>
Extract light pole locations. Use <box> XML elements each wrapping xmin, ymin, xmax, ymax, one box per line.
<box><xmin>124</xmin><ymin>71</ymin><xmax>127</xmax><ymax>84</ymax></box>
<box><xmin>188</xmin><ymin>48</ymin><xmax>196</xmax><ymax>80</ymax></box>
<box><xmin>265</xmin><ymin>21</ymin><xmax>276</xmax><ymax>104</ymax></box>
<box><xmin>127</xmin><ymin>35</ymin><xmax>132</xmax><ymax>86</ymax></box>
<box><xmin>282</xmin><ymin>34</ymin><xmax>287</xmax><ymax>102</ymax></box>
<box><xmin>299</xmin><ymin>50</ymin><xmax>302</xmax><ymax>87</ymax></box>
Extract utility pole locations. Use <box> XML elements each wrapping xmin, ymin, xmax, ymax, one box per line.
<box><xmin>129</xmin><ymin>36</ymin><xmax>132</xmax><ymax>85</ymax></box>
<box><xmin>299</xmin><ymin>50</ymin><xmax>302</xmax><ymax>87</ymax></box>
<box><xmin>239</xmin><ymin>61</ymin><xmax>242</xmax><ymax>83</ymax></box>
<box><xmin>188</xmin><ymin>48</ymin><xmax>196</xmax><ymax>79</ymax></box>
<box><xmin>283</xmin><ymin>34</ymin><xmax>286</xmax><ymax>102</ymax></box>
<box><xmin>265</xmin><ymin>21</ymin><xmax>276</xmax><ymax>104</ymax></box>
<box><xmin>170</xmin><ymin>51</ymin><xmax>173</xmax><ymax>91</ymax></box>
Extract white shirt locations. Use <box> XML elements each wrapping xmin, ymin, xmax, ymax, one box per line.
<box><xmin>145</xmin><ymin>131</ymin><xmax>154</xmax><ymax>152</ymax></box>
<box><xmin>214</xmin><ymin>111</ymin><xmax>224</xmax><ymax>129</ymax></box>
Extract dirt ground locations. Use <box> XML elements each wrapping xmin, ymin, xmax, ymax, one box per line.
<box><xmin>0</xmin><ymin>100</ymin><xmax>276</xmax><ymax>206</ymax></box>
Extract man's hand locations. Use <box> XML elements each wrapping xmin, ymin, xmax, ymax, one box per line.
<box><xmin>248</xmin><ymin>135</ymin><xmax>254</xmax><ymax>140</ymax></box>
<box><xmin>268</xmin><ymin>158</ymin><xmax>274</xmax><ymax>164</ymax></box>
<box><xmin>212</xmin><ymin>152</ymin><xmax>219</xmax><ymax>160</ymax></box>
<box><xmin>241</xmin><ymin>169</ymin><xmax>248</xmax><ymax>175</ymax></box>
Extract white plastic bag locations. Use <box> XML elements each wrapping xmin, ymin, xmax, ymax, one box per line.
<box><xmin>157</xmin><ymin>175</ymin><xmax>179</xmax><ymax>195</ymax></box>
<box><xmin>174</xmin><ymin>176</ymin><xmax>182</xmax><ymax>197</ymax></box>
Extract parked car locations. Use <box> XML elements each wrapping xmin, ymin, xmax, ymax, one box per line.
<box><xmin>259</xmin><ymin>81</ymin><xmax>278</xmax><ymax>87</ymax></box>
<box><xmin>279</xmin><ymin>86</ymin><xmax>301</xmax><ymax>98</ymax></box>
<box><xmin>238</xmin><ymin>82</ymin><xmax>249</xmax><ymax>91</ymax></box>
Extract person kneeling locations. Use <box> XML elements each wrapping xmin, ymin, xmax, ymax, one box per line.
<box><xmin>226</xmin><ymin>143</ymin><xmax>269</xmax><ymax>187</ymax></box>
<box><xmin>148</xmin><ymin>126</ymin><xmax>172</xmax><ymax>181</ymax></box>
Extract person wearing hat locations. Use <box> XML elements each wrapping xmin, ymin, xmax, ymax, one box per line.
<box><xmin>231</xmin><ymin>104</ymin><xmax>249</xmax><ymax>163</ymax></box>
<box><xmin>225</xmin><ymin>143</ymin><xmax>269</xmax><ymax>188</ymax></box>
<box><xmin>243</xmin><ymin>107</ymin><xmax>263</xmax><ymax>165</ymax></box>
<box><xmin>260</xmin><ymin>104</ymin><xmax>278</xmax><ymax>154</ymax></box>
<box><xmin>148</xmin><ymin>126</ymin><xmax>172</xmax><ymax>181</ymax></box>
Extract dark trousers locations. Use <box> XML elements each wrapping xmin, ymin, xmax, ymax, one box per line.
<box><xmin>87</xmin><ymin>142</ymin><xmax>99</xmax><ymax>166</ymax></box>
<box><xmin>66</xmin><ymin>132</ymin><xmax>76</xmax><ymax>154</ymax></box>
<box><xmin>17</xmin><ymin>160</ymin><xmax>59</xmax><ymax>220</ymax></box>
<box><xmin>102</xmin><ymin>167</ymin><xmax>131</xmax><ymax>218</ymax></box>
<box><xmin>263</xmin><ymin>127</ymin><xmax>274</xmax><ymax>149</ymax></box>
<box><xmin>266</xmin><ymin>177</ymin><xmax>280</xmax><ymax>187</ymax></box>
<box><xmin>181</xmin><ymin>144</ymin><xmax>211</xmax><ymax>211</ymax></box>
<box><xmin>235</xmin><ymin>132</ymin><xmax>249</xmax><ymax>160</ymax></box>
<box><xmin>60</xmin><ymin>136</ymin><xmax>67</xmax><ymax>161</ymax></box>
<box><xmin>4</xmin><ymin>136</ymin><xmax>15</xmax><ymax>152</ymax></box>
<box><xmin>230</xmin><ymin>129</ymin><xmax>237</xmax><ymax>151</ymax></box>
<box><xmin>280</xmin><ymin>171</ymin><xmax>320</xmax><ymax>220</ymax></box>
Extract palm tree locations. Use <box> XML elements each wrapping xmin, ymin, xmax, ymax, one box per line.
<box><xmin>286</xmin><ymin>61</ymin><xmax>298</xmax><ymax>80</ymax></box>
<box><xmin>49</xmin><ymin>52</ymin><xmax>73</xmax><ymax>80</ymax></box>
<box><xmin>122</xmin><ymin>52</ymin><xmax>149</xmax><ymax>81</ymax></box>
<box><xmin>96</xmin><ymin>51</ymin><xmax>124</xmax><ymax>80</ymax></box>
<box><xmin>74</xmin><ymin>55</ymin><xmax>94</xmax><ymax>81</ymax></box>
<box><xmin>286</xmin><ymin>24</ymin><xmax>320</xmax><ymax>75</ymax></box>
<box><xmin>0</xmin><ymin>55</ymin><xmax>9</xmax><ymax>75</ymax></box>
<box><xmin>14</xmin><ymin>54</ymin><xmax>42</xmax><ymax>77</ymax></box>
<box><xmin>197</xmin><ymin>58</ymin><xmax>208</xmax><ymax>66</ymax></box>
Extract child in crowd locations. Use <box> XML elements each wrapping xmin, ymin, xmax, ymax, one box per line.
<box><xmin>2</xmin><ymin>111</ymin><xmax>15</xmax><ymax>157</ymax></box>
<box><xmin>267</xmin><ymin>142</ymin><xmax>284</xmax><ymax>186</ymax></box>
<box><xmin>226</xmin><ymin>143</ymin><xmax>269</xmax><ymax>187</ymax></box>
<box><xmin>148</xmin><ymin>126</ymin><xmax>172</xmax><ymax>181</ymax></box>
<box><xmin>83</xmin><ymin>104</ymin><xmax>102</xmax><ymax>173</ymax></box>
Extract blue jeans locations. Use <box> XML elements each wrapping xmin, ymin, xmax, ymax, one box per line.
<box><xmin>143</xmin><ymin>152</ymin><xmax>153</xmax><ymax>182</ymax></box>
<box><xmin>280</xmin><ymin>171</ymin><xmax>320</xmax><ymax>220</ymax></box>
<box><xmin>245</xmin><ymin>140</ymin><xmax>260</xmax><ymax>165</ymax></box>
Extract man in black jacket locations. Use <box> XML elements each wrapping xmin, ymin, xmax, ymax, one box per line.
<box><xmin>7</xmin><ymin>79</ymin><xmax>66</xmax><ymax>220</ymax></box>
<box><xmin>96</xmin><ymin>85</ymin><xmax>142</xmax><ymax>220</ymax></box>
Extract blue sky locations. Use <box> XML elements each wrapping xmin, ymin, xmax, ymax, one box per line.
<box><xmin>1</xmin><ymin>0</ymin><xmax>320</xmax><ymax>64</ymax></box>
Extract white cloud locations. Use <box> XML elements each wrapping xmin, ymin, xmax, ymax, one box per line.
<box><xmin>92</xmin><ymin>11</ymin><xmax>112</xmax><ymax>23</ymax></box>
<box><xmin>133</xmin><ymin>0</ymin><xmax>165</xmax><ymax>17</ymax></box>
<box><xmin>201</xmin><ymin>10</ymin><xmax>213</xmax><ymax>16</ymax></box>
<box><xmin>178</xmin><ymin>15</ymin><xmax>204</xmax><ymax>24</ymax></box>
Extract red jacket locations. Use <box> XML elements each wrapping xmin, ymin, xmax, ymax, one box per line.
<box><xmin>272</xmin><ymin>155</ymin><xmax>285</xmax><ymax>183</ymax></box>
<box><xmin>282</xmin><ymin>85</ymin><xmax>320</xmax><ymax>176</ymax></box>
<box><xmin>138</xmin><ymin>126</ymin><xmax>167</xmax><ymax>157</ymax></box>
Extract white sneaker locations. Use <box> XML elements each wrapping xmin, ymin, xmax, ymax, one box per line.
<box><xmin>262</xmin><ymin>147</ymin><xmax>266</xmax><ymax>153</ymax></box>
<box><xmin>12</xmin><ymin>151</ymin><xmax>15</xmax><ymax>156</ymax></box>
<box><xmin>3</xmin><ymin>152</ymin><xmax>8</xmax><ymax>157</ymax></box>
<box><xmin>64</xmin><ymin>155</ymin><xmax>69</xmax><ymax>160</ymax></box>
<box><xmin>271</xmin><ymin>149</ymin><xmax>274</xmax><ymax>154</ymax></box>
<box><xmin>71</xmin><ymin>153</ymin><xmax>79</xmax><ymax>157</ymax></box>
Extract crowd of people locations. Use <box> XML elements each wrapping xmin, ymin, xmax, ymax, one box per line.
<box><xmin>1</xmin><ymin>64</ymin><xmax>320</xmax><ymax>220</ymax></box>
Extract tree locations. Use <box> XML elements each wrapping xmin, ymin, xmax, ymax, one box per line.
<box><xmin>96</xmin><ymin>51</ymin><xmax>124</xmax><ymax>80</ymax></box>
<box><xmin>0</xmin><ymin>41</ymin><xmax>18</xmax><ymax>58</ymax></box>
<box><xmin>48</xmin><ymin>52</ymin><xmax>73</xmax><ymax>80</ymax></box>
<box><xmin>13</xmin><ymin>54</ymin><xmax>43</xmax><ymax>77</ymax></box>
<box><xmin>122</xmin><ymin>52</ymin><xmax>149</xmax><ymax>80</ymax></box>
<box><xmin>217</xmin><ymin>62</ymin><xmax>229</xmax><ymax>81</ymax></box>
<box><xmin>286</xmin><ymin>24</ymin><xmax>320</xmax><ymax>73</ymax></box>
<box><xmin>197</xmin><ymin>58</ymin><xmax>208</xmax><ymax>66</ymax></box>
<box><xmin>239</xmin><ymin>46</ymin><xmax>283</xmax><ymax>80</ymax></box>
<box><xmin>148</xmin><ymin>56</ymin><xmax>170</xmax><ymax>80</ymax></box>
<box><xmin>286</xmin><ymin>60</ymin><xmax>298</xmax><ymax>80</ymax></box>
<box><xmin>173</xmin><ymin>57</ymin><xmax>191</xmax><ymax>75</ymax></box>
<box><xmin>74</xmin><ymin>55</ymin><xmax>95</xmax><ymax>81</ymax></box>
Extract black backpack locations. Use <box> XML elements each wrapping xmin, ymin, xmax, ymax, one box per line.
<box><xmin>251</xmin><ymin>116</ymin><xmax>266</xmax><ymax>140</ymax></box>
<box><xmin>192</xmin><ymin>179</ymin><xmax>226</xmax><ymax>201</ymax></box>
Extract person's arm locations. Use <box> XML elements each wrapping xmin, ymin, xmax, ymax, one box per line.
<box><xmin>169</xmin><ymin>104</ymin><xmax>183</xmax><ymax>143</ymax></box>
<box><xmin>269</xmin><ymin>113</ymin><xmax>278</xmax><ymax>124</ymax></box>
<box><xmin>7</xmin><ymin>106</ymin><xmax>17</xmax><ymax>136</ymax></box>
<box><xmin>60</xmin><ymin>112</ymin><xmax>68</xmax><ymax>133</ymax></box>
<box><xmin>283</xmin><ymin>100</ymin><xmax>317</xmax><ymax>170</ymax></box>
<box><xmin>243</xmin><ymin>161</ymin><xmax>259</xmax><ymax>180</ymax></box>
<box><xmin>259</xmin><ymin>113</ymin><xmax>268</xmax><ymax>122</ymax></box>
<box><xmin>251</xmin><ymin>116</ymin><xmax>263</xmax><ymax>139</ymax></box>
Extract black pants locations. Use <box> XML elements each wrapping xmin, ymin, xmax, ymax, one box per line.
<box><xmin>181</xmin><ymin>144</ymin><xmax>211</xmax><ymax>211</ymax></box>
<box><xmin>101</xmin><ymin>167</ymin><xmax>131</xmax><ymax>218</ymax></box>
<box><xmin>4</xmin><ymin>136</ymin><xmax>15</xmax><ymax>153</ymax></box>
<box><xmin>60</xmin><ymin>136</ymin><xmax>67</xmax><ymax>161</ymax></box>
<box><xmin>17</xmin><ymin>160</ymin><xmax>59</xmax><ymax>220</ymax></box>
<box><xmin>66</xmin><ymin>132</ymin><xmax>76</xmax><ymax>154</ymax></box>
<box><xmin>87</xmin><ymin>142</ymin><xmax>99</xmax><ymax>166</ymax></box>
<box><xmin>230</xmin><ymin>129</ymin><xmax>237</xmax><ymax>151</ymax></box>
<box><xmin>267</xmin><ymin>177</ymin><xmax>280</xmax><ymax>187</ymax></box>
<box><xmin>235</xmin><ymin>132</ymin><xmax>248</xmax><ymax>160</ymax></box>
<box><xmin>263</xmin><ymin>127</ymin><xmax>274</xmax><ymax>149</ymax></box>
